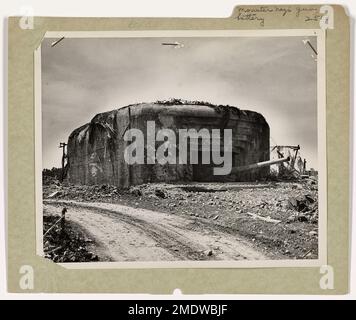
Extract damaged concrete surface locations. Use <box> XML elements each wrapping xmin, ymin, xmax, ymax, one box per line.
<box><xmin>43</xmin><ymin>178</ymin><xmax>318</xmax><ymax>261</ymax></box>
<box><xmin>66</xmin><ymin>99</ymin><xmax>270</xmax><ymax>187</ymax></box>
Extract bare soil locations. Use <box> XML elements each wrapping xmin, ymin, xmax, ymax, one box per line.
<box><xmin>43</xmin><ymin>179</ymin><xmax>318</xmax><ymax>261</ymax></box>
<box><xmin>44</xmin><ymin>201</ymin><xmax>269</xmax><ymax>261</ymax></box>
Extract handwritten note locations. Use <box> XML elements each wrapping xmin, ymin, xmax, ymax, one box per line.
<box><xmin>235</xmin><ymin>6</ymin><xmax>322</xmax><ymax>27</ymax></box>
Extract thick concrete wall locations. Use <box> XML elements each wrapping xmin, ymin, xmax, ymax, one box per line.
<box><xmin>67</xmin><ymin>101</ymin><xmax>269</xmax><ymax>187</ymax></box>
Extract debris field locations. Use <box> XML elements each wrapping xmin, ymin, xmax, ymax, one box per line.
<box><xmin>43</xmin><ymin>176</ymin><xmax>319</xmax><ymax>260</ymax></box>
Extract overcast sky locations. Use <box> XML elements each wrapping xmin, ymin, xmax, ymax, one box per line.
<box><xmin>41</xmin><ymin>36</ymin><xmax>318</xmax><ymax>169</ymax></box>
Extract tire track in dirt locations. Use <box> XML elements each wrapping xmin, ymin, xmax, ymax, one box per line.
<box><xmin>44</xmin><ymin>200</ymin><xmax>268</xmax><ymax>261</ymax></box>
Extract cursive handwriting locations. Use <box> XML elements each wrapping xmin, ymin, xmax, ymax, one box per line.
<box><xmin>235</xmin><ymin>6</ymin><xmax>322</xmax><ymax>27</ymax></box>
<box><xmin>236</xmin><ymin>13</ymin><xmax>265</xmax><ymax>27</ymax></box>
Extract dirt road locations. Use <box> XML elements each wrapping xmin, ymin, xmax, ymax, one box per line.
<box><xmin>43</xmin><ymin>200</ymin><xmax>269</xmax><ymax>262</ymax></box>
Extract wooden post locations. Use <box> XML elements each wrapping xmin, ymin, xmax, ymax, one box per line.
<box><xmin>60</xmin><ymin>207</ymin><xmax>67</xmax><ymax>239</ymax></box>
<box><xmin>59</xmin><ymin>142</ymin><xmax>67</xmax><ymax>181</ymax></box>
<box><xmin>290</xmin><ymin>145</ymin><xmax>300</xmax><ymax>170</ymax></box>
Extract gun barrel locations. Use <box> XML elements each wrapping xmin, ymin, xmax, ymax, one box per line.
<box><xmin>233</xmin><ymin>156</ymin><xmax>290</xmax><ymax>173</ymax></box>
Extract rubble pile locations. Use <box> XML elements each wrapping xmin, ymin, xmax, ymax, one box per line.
<box><xmin>43</xmin><ymin>177</ymin><xmax>319</xmax><ymax>259</ymax></box>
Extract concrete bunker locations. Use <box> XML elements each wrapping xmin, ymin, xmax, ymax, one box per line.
<box><xmin>66</xmin><ymin>100</ymin><xmax>270</xmax><ymax>187</ymax></box>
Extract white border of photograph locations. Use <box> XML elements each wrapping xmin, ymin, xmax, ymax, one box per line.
<box><xmin>34</xmin><ymin>29</ymin><xmax>327</xmax><ymax>269</ymax></box>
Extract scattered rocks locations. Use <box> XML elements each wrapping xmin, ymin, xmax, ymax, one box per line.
<box><xmin>154</xmin><ymin>188</ymin><xmax>167</xmax><ymax>199</ymax></box>
<box><xmin>285</xmin><ymin>194</ymin><xmax>318</xmax><ymax>220</ymax></box>
<box><xmin>42</xmin><ymin>179</ymin><xmax>319</xmax><ymax>260</ymax></box>
<box><xmin>297</xmin><ymin>214</ymin><xmax>309</xmax><ymax>222</ymax></box>
<box><xmin>204</xmin><ymin>250</ymin><xmax>213</xmax><ymax>256</ymax></box>
<box><xmin>48</xmin><ymin>191</ymin><xmax>61</xmax><ymax>199</ymax></box>
<box><xmin>130</xmin><ymin>187</ymin><xmax>142</xmax><ymax>197</ymax></box>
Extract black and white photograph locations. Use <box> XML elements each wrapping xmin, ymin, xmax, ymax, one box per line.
<box><xmin>37</xmin><ymin>30</ymin><xmax>326</xmax><ymax>267</ymax></box>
